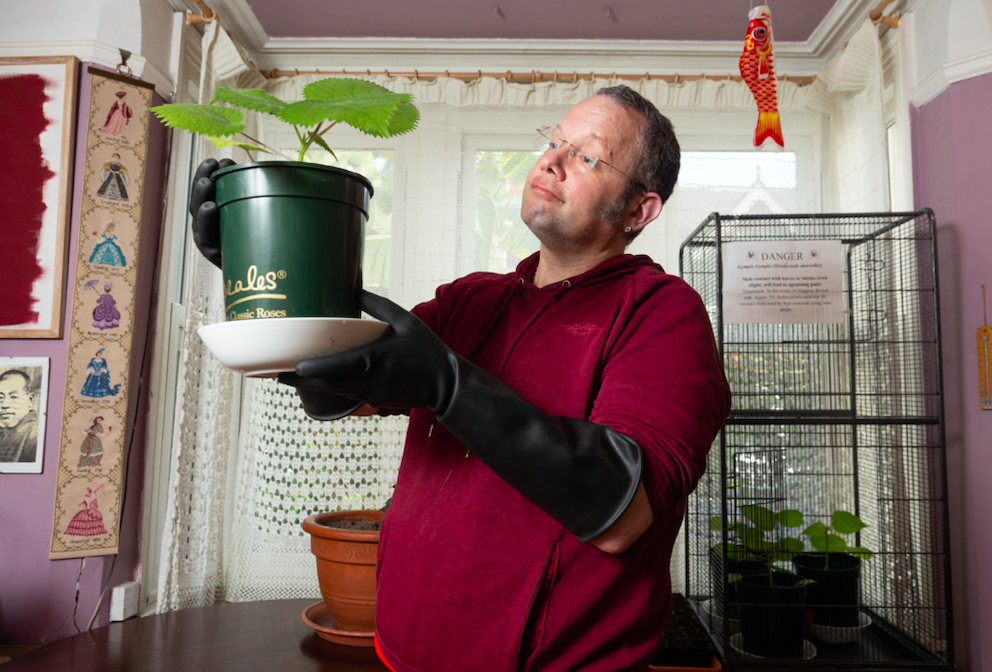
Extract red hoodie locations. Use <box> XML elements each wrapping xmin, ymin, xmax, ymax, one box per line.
<box><xmin>375</xmin><ymin>252</ymin><xmax>730</xmax><ymax>671</ymax></box>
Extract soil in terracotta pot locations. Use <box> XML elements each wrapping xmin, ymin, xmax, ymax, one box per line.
<box><xmin>650</xmin><ymin>594</ymin><xmax>715</xmax><ymax>667</ymax></box>
<box><xmin>321</xmin><ymin>519</ymin><xmax>381</xmax><ymax>532</ymax></box>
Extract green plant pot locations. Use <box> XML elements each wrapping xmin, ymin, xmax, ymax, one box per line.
<box><xmin>793</xmin><ymin>553</ymin><xmax>862</xmax><ymax>628</ymax></box>
<box><xmin>213</xmin><ymin>161</ymin><xmax>373</xmax><ymax>321</ymax></box>
<box><xmin>736</xmin><ymin>572</ymin><xmax>807</xmax><ymax>658</ymax></box>
<box><xmin>708</xmin><ymin>545</ymin><xmax>765</xmax><ymax>619</ymax></box>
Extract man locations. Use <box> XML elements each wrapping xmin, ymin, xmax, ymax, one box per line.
<box><xmin>0</xmin><ymin>370</ymin><xmax>39</xmax><ymax>463</ymax></box>
<box><xmin>191</xmin><ymin>85</ymin><xmax>730</xmax><ymax>671</ymax></box>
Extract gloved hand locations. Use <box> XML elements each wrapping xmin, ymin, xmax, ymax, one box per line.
<box><xmin>188</xmin><ymin>158</ymin><xmax>235</xmax><ymax>269</ymax></box>
<box><xmin>280</xmin><ymin>290</ymin><xmax>643</xmax><ymax>542</ymax></box>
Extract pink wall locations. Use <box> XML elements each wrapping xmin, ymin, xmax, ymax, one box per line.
<box><xmin>912</xmin><ymin>71</ymin><xmax>992</xmax><ymax>672</ymax></box>
<box><xmin>0</xmin><ymin>63</ymin><xmax>166</xmax><ymax>645</ymax></box>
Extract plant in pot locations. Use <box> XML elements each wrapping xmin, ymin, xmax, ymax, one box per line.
<box><xmin>793</xmin><ymin>510</ymin><xmax>874</xmax><ymax>641</ymax></box>
<box><xmin>149</xmin><ymin>80</ymin><xmax>418</xmax><ymax>376</ymax></box>
<box><xmin>715</xmin><ymin>505</ymin><xmax>814</xmax><ymax>659</ymax></box>
<box><xmin>707</xmin><ymin>512</ymin><xmax>766</xmax><ymax>628</ymax></box>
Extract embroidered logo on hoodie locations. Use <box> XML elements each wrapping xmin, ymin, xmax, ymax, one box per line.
<box><xmin>561</xmin><ymin>323</ymin><xmax>600</xmax><ymax>337</ymax></box>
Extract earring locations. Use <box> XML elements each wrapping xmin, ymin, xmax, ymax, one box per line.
<box><xmin>624</xmin><ymin>226</ymin><xmax>632</xmax><ymax>233</ymax></box>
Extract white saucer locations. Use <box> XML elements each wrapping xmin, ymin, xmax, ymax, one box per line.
<box><xmin>198</xmin><ymin>317</ymin><xmax>389</xmax><ymax>377</ymax></box>
<box><xmin>698</xmin><ymin>598</ymin><xmax>740</xmax><ymax>635</ymax></box>
<box><xmin>730</xmin><ymin>633</ymin><xmax>816</xmax><ymax>660</ymax></box>
<box><xmin>811</xmin><ymin>613</ymin><xmax>872</xmax><ymax>644</ymax></box>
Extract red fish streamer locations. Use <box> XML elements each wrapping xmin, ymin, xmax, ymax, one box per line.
<box><xmin>740</xmin><ymin>5</ymin><xmax>784</xmax><ymax>150</ymax></box>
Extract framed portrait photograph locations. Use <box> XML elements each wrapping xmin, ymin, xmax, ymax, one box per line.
<box><xmin>0</xmin><ymin>56</ymin><xmax>79</xmax><ymax>338</ymax></box>
<box><xmin>0</xmin><ymin>357</ymin><xmax>50</xmax><ymax>473</ymax></box>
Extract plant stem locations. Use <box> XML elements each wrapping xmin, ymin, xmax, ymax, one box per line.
<box><xmin>298</xmin><ymin>122</ymin><xmax>324</xmax><ymax>162</ymax></box>
<box><xmin>239</xmin><ymin>132</ymin><xmax>294</xmax><ymax>161</ymax></box>
<box><xmin>318</xmin><ymin>121</ymin><xmax>338</xmax><ymax>136</ymax></box>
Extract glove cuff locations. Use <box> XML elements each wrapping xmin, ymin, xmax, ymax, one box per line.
<box><xmin>437</xmin><ymin>355</ymin><xmax>643</xmax><ymax>542</ymax></box>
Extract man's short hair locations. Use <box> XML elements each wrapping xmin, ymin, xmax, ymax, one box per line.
<box><xmin>0</xmin><ymin>370</ymin><xmax>33</xmax><ymax>394</ymax></box>
<box><xmin>595</xmin><ymin>85</ymin><xmax>681</xmax><ymax>241</ymax></box>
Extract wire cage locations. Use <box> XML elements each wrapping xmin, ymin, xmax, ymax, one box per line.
<box><xmin>679</xmin><ymin>211</ymin><xmax>952</xmax><ymax>671</ymax></box>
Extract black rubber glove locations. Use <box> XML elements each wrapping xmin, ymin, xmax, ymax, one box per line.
<box><xmin>188</xmin><ymin>158</ymin><xmax>235</xmax><ymax>269</ymax></box>
<box><xmin>279</xmin><ymin>290</ymin><xmax>643</xmax><ymax>542</ymax></box>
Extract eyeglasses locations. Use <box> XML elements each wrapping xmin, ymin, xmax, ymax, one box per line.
<box><xmin>534</xmin><ymin>126</ymin><xmax>646</xmax><ymax>192</ymax></box>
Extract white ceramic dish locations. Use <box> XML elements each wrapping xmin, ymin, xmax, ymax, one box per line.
<box><xmin>198</xmin><ymin>317</ymin><xmax>389</xmax><ymax>378</ymax></box>
<box><xmin>810</xmin><ymin>612</ymin><xmax>872</xmax><ymax>644</ymax></box>
<box><xmin>729</xmin><ymin>633</ymin><xmax>816</xmax><ymax>660</ymax></box>
<box><xmin>698</xmin><ymin>598</ymin><xmax>741</xmax><ymax>635</ymax></box>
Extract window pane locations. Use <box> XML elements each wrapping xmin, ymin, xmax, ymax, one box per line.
<box><xmin>474</xmin><ymin>150</ymin><xmax>540</xmax><ymax>274</ymax></box>
<box><xmin>306</xmin><ymin>150</ymin><xmax>395</xmax><ymax>293</ymax></box>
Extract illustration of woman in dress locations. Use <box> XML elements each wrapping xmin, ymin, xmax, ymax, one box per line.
<box><xmin>78</xmin><ymin>416</ymin><xmax>112</xmax><ymax>469</ymax></box>
<box><xmin>98</xmin><ymin>91</ymin><xmax>132</xmax><ymax>137</ymax></box>
<box><xmin>80</xmin><ymin>348</ymin><xmax>121</xmax><ymax>398</ymax></box>
<box><xmin>88</xmin><ymin>280</ymin><xmax>120</xmax><ymax>330</ymax></box>
<box><xmin>89</xmin><ymin>220</ymin><xmax>127</xmax><ymax>267</ymax></box>
<box><xmin>64</xmin><ymin>485</ymin><xmax>108</xmax><ymax>537</ymax></box>
<box><xmin>96</xmin><ymin>153</ymin><xmax>129</xmax><ymax>201</ymax></box>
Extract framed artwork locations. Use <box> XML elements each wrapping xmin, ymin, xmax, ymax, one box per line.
<box><xmin>0</xmin><ymin>357</ymin><xmax>50</xmax><ymax>473</ymax></box>
<box><xmin>0</xmin><ymin>56</ymin><xmax>79</xmax><ymax>338</ymax></box>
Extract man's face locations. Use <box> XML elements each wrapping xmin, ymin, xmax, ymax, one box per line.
<box><xmin>521</xmin><ymin>96</ymin><xmax>641</xmax><ymax>254</ymax></box>
<box><xmin>0</xmin><ymin>376</ymin><xmax>33</xmax><ymax>429</ymax></box>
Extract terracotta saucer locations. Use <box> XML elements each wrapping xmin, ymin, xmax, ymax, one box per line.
<box><xmin>302</xmin><ymin>601</ymin><xmax>375</xmax><ymax>647</ymax></box>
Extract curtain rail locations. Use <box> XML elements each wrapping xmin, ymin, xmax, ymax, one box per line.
<box><xmin>259</xmin><ymin>68</ymin><xmax>817</xmax><ymax>86</ymax></box>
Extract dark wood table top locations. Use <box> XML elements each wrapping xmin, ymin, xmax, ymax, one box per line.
<box><xmin>4</xmin><ymin>599</ymin><xmax>390</xmax><ymax>672</ymax></box>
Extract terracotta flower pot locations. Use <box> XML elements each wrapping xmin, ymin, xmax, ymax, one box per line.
<box><xmin>301</xmin><ymin>510</ymin><xmax>384</xmax><ymax>633</ymax></box>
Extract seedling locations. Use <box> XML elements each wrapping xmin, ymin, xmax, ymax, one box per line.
<box><xmin>711</xmin><ymin>504</ymin><xmax>814</xmax><ymax>587</ymax></box>
<box><xmin>149</xmin><ymin>78</ymin><xmax>419</xmax><ymax>163</ymax></box>
<box><xmin>801</xmin><ymin>510</ymin><xmax>874</xmax><ymax>569</ymax></box>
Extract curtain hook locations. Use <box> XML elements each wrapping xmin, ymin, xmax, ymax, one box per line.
<box><xmin>553</xmin><ymin>71</ymin><xmax>559</xmax><ymax>83</ymax></box>
<box><xmin>645</xmin><ymin>72</ymin><xmax>650</xmax><ymax>81</ymax></box>
<box><xmin>673</xmin><ymin>73</ymin><xmax>680</xmax><ymax>85</ymax></box>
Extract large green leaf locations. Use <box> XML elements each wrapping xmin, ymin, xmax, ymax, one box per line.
<box><xmin>709</xmin><ymin>516</ymin><xmax>724</xmax><ymax>532</ymax></box>
<box><xmin>280</xmin><ymin>80</ymin><xmax>414</xmax><ymax>138</ymax></box>
<box><xmin>302</xmin><ymin>78</ymin><xmax>395</xmax><ymax>101</ymax></box>
<box><xmin>824</xmin><ymin>533</ymin><xmax>848</xmax><ymax>552</ymax></box>
<box><xmin>778</xmin><ymin>537</ymin><xmax>806</xmax><ymax>553</ymax></box>
<box><xmin>733</xmin><ymin>523</ymin><xmax>765</xmax><ymax>550</ymax></box>
<box><xmin>149</xmin><ymin>103</ymin><xmax>245</xmax><ymax>137</ymax></box>
<box><xmin>777</xmin><ymin>509</ymin><xmax>804</xmax><ymax>528</ymax></box>
<box><xmin>311</xmin><ymin>134</ymin><xmax>338</xmax><ymax>161</ymax></box>
<box><xmin>848</xmin><ymin>546</ymin><xmax>875</xmax><ymax>560</ymax></box>
<box><xmin>386</xmin><ymin>101</ymin><xmax>420</xmax><ymax>136</ymax></box>
<box><xmin>212</xmin><ymin>88</ymin><xmax>287</xmax><ymax>116</ymax></box>
<box><xmin>832</xmin><ymin>510</ymin><xmax>867</xmax><ymax>535</ymax></box>
<box><xmin>741</xmin><ymin>505</ymin><xmax>776</xmax><ymax>532</ymax></box>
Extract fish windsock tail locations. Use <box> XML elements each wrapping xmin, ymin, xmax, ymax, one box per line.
<box><xmin>755</xmin><ymin>111</ymin><xmax>784</xmax><ymax>149</ymax></box>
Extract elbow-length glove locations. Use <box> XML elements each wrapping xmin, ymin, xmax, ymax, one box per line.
<box><xmin>279</xmin><ymin>290</ymin><xmax>643</xmax><ymax>542</ymax></box>
<box><xmin>190</xmin><ymin>158</ymin><xmax>362</xmax><ymax>420</ymax></box>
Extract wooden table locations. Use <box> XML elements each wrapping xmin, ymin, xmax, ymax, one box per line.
<box><xmin>4</xmin><ymin>599</ymin><xmax>390</xmax><ymax>671</ymax></box>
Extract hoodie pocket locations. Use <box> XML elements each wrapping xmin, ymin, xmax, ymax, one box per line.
<box><xmin>518</xmin><ymin>542</ymin><xmax>560</xmax><ymax>666</ymax></box>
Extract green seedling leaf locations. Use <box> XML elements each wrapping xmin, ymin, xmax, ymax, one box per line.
<box><xmin>149</xmin><ymin>103</ymin><xmax>245</xmax><ymax>137</ymax></box>
<box><xmin>728</xmin><ymin>573</ymin><xmax>742</xmax><ymax>584</ymax></box>
<box><xmin>779</xmin><ymin>537</ymin><xmax>806</xmax><ymax>553</ymax></box>
<box><xmin>710</xmin><ymin>516</ymin><xmax>724</xmax><ymax>532</ymax></box>
<box><xmin>796</xmin><ymin>579</ymin><xmax>817</xmax><ymax>587</ymax></box>
<box><xmin>832</xmin><ymin>510</ymin><xmax>867</xmax><ymax>535</ymax></box>
<box><xmin>740</xmin><ymin>504</ymin><xmax>776</xmax><ymax>532</ymax></box>
<box><xmin>726</xmin><ymin>543</ymin><xmax>748</xmax><ymax>561</ymax></box>
<box><xmin>212</xmin><ymin>88</ymin><xmax>287</xmax><ymax>116</ymax></box>
<box><xmin>777</xmin><ymin>509</ymin><xmax>805</xmax><ymax>528</ymax></box>
<box><xmin>203</xmin><ymin>136</ymin><xmax>273</xmax><ymax>155</ymax></box>
<box><xmin>825</xmin><ymin>533</ymin><xmax>848</xmax><ymax>552</ymax></box>
<box><xmin>311</xmin><ymin>134</ymin><xmax>338</xmax><ymax>161</ymax></box>
<box><xmin>803</xmin><ymin>522</ymin><xmax>828</xmax><ymax>537</ymax></box>
<box><xmin>733</xmin><ymin>523</ymin><xmax>765</xmax><ymax>550</ymax></box>
<box><xmin>849</xmin><ymin>546</ymin><xmax>875</xmax><ymax>560</ymax></box>
<box><xmin>806</xmin><ymin>529</ymin><xmax>828</xmax><ymax>552</ymax></box>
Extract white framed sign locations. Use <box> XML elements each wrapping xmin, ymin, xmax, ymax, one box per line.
<box><xmin>722</xmin><ymin>240</ymin><xmax>845</xmax><ymax>324</ymax></box>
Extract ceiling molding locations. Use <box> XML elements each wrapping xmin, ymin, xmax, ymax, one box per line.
<box><xmin>208</xmin><ymin>0</ymin><xmax>881</xmax><ymax>76</ymax></box>
<box><xmin>0</xmin><ymin>40</ymin><xmax>174</xmax><ymax>98</ymax></box>
<box><xmin>911</xmin><ymin>47</ymin><xmax>992</xmax><ymax>106</ymax></box>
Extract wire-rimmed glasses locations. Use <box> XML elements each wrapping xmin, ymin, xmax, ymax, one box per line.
<box><xmin>534</xmin><ymin>126</ymin><xmax>646</xmax><ymax>192</ymax></box>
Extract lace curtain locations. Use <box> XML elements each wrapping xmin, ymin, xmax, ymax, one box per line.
<box><xmin>155</xmin><ymin>21</ymin><xmax>890</xmax><ymax>610</ymax></box>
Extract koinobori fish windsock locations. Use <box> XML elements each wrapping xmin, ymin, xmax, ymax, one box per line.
<box><xmin>740</xmin><ymin>5</ymin><xmax>784</xmax><ymax>150</ymax></box>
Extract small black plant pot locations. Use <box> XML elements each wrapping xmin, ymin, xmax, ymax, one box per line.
<box><xmin>708</xmin><ymin>546</ymin><xmax>765</xmax><ymax>617</ymax></box>
<box><xmin>736</xmin><ymin>572</ymin><xmax>807</xmax><ymax>658</ymax></box>
<box><xmin>793</xmin><ymin>552</ymin><xmax>862</xmax><ymax>628</ymax></box>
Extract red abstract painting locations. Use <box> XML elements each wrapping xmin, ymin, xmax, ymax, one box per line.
<box><xmin>0</xmin><ymin>74</ymin><xmax>55</xmax><ymax>327</ymax></box>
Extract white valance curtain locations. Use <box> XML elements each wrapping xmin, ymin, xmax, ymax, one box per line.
<box><xmin>156</xmin><ymin>19</ymin><xmax>888</xmax><ymax>611</ymax></box>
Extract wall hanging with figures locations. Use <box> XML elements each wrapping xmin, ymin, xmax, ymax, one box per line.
<box><xmin>49</xmin><ymin>66</ymin><xmax>156</xmax><ymax>560</ymax></box>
